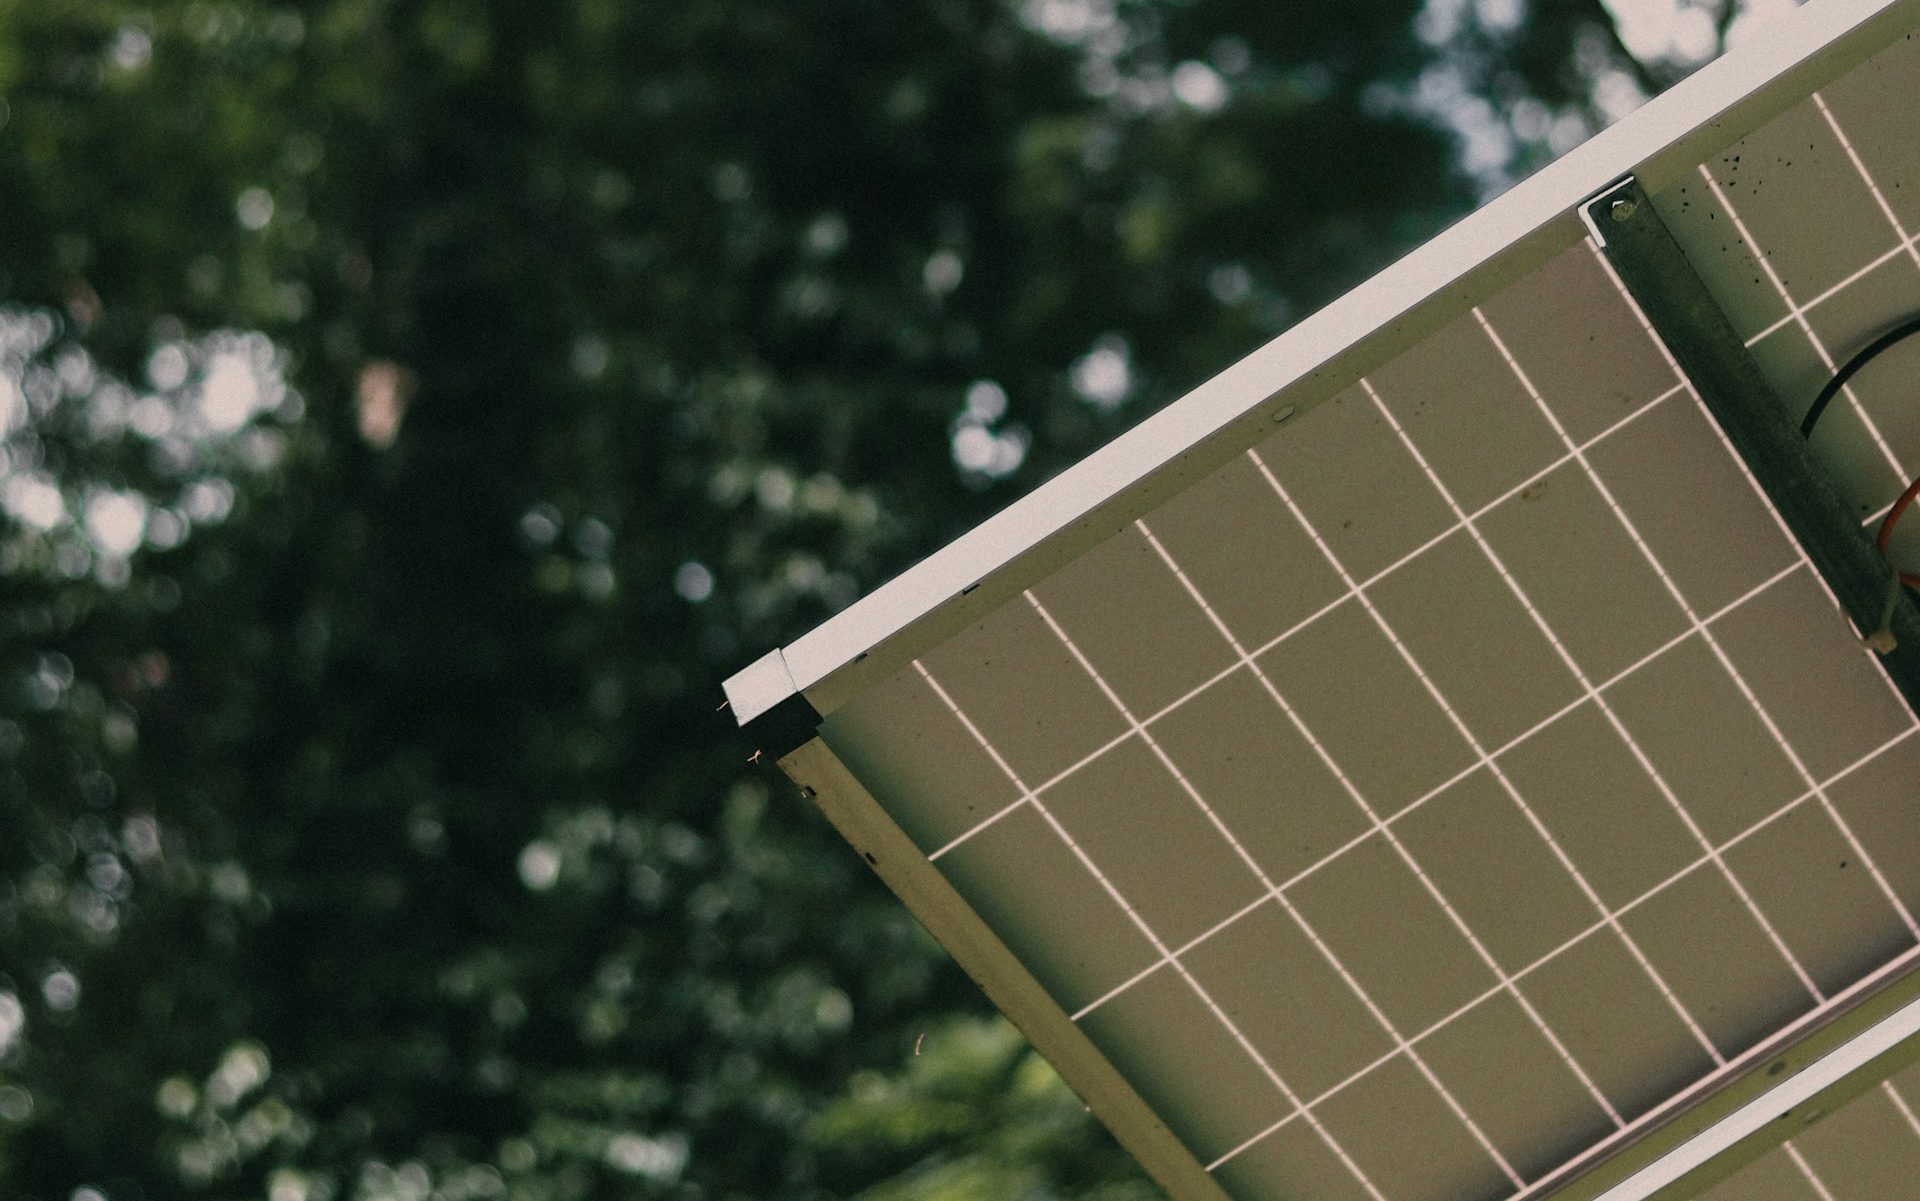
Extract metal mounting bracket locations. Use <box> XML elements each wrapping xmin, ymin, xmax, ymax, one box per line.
<box><xmin>1586</xmin><ymin>175</ymin><xmax>1920</xmax><ymax>718</ymax></box>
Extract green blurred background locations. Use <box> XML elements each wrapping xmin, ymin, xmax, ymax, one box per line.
<box><xmin>0</xmin><ymin>1</ymin><xmax>1764</xmax><ymax>1197</ymax></box>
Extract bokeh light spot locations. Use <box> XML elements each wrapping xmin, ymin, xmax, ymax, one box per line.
<box><xmin>109</xmin><ymin>26</ymin><xmax>151</xmax><ymax>71</ymax></box>
<box><xmin>207</xmin><ymin>1041</ymin><xmax>270</xmax><ymax>1107</ymax></box>
<box><xmin>236</xmin><ymin>187</ymin><xmax>275</xmax><ymax>231</ymax></box>
<box><xmin>155</xmin><ymin>1076</ymin><xmax>197</xmax><ymax>1119</ymax></box>
<box><xmin>674</xmin><ymin>561</ymin><xmax>714</xmax><ymax>603</ymax></box>
<box><xmin>198</xmin><ymin>352</ymin><xmax>261</xmax><ymax>432</ymax></box>
<box><xmin>84</xmin><ymin>491</ymin><xmax>148</xmax><ymax>557</ymax></box>
<box><xmin>145</xmin><ymin>343</ymin><xmax>189</xmax><ymax>391</ymax></box>
<box><xmin>355</xmin><ymin>360</ymin><xmax>411</xmax><ymax>448</ymax></box>
<box><xmin>1070</xmin><ymin>336</ymin><xmax>1132</xmax><ymax>410</ymax></box>
<box><xmin>922</xmin><ymin>250</ymin><xmax>964</xmax><ymax>295</ymax></box>
<box><xmin>964</xmin><ymin>380</ymin><xmax>1008</xmax><ymax>423</ymax></box>
<box><xmin>604</xmin><ymin>1132</ymin><xmax>689</xmax><ymax>1180</ymax></box>
<box><xmin>1208</xmin><ymin>264</ymin><xmax>1252</xmax><ymax>304</ymax></box>
<box><xmin>518</xmin><ymin>842</ymin><xmax>561</xmax><ymax>891</ymax></box>
<box><xmin>3</xmin><ymin>475</ymin><xmax>64</xmax><ymax>530</ymax></box>
<box><xmin>1171</xmin><ymin>61</ymin><xmax>1228</xmax><ymax>111</ymax></box>
<box><xmin>41</xmin><ymin>969</ymin><xmax>79</xmax><ymax>1011</ymax></box>
<box><xmin>0</xmin><ymin>1086</ymin><xmax>31</xmax><ymax>1122</ymax></box>
<box><xmin>0</xmin><ymin>992</ymin><xmax>24</xmax><ymax>1054</ymax></box>
<box><xmin>519</xmin><ymin>504</ymin><xmax>560</xmax><ymax>546</ymax></box>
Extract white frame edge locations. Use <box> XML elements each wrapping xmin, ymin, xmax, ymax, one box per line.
<box><xmin>722</xmin><ymin>648</ymin><xmax>798</xmax><ymax>725</ymax></box>
<box><xmin>724</xmin><ymin>0</ymin><xmax>1920</xmax><ymax>723</ymax></box>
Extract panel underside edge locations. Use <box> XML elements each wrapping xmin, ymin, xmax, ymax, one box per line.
<box><xmin>1532</xmin><ymin>953</ymin><xmax>1920</xmax><ymax>1201</ymax></box>
<box><xmin>775</xmin><ymin>737</ymin><xmax>1233</xmax><ymax>1201</ymax></box>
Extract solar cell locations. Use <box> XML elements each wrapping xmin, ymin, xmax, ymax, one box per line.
<box><xmin>725</xmin><ymin>2</ymin><xmax>1920</xmax><ymax>1198</ymax></box>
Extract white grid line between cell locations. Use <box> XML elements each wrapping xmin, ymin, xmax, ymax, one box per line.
<box><xmin>926</xmin><ymin>379</ymin><xmax>1691</xmax><ymax>865</ymax></box>
<box><xmin>1027</xmin><ymin>583</ymin><xmax>1527</xmax><ymax>1188</ymax></box>
<box><xmin>1245</xmin><ymin>447</ymin><xmax>1628</xmax><ymax>1163</ymax></box>
<box><xmin>1785</xmin><ymin>1141</ymin><xmax>1839</xmax><ymax>1201</ymax></box>
<box><xmin>1814</xmin><ymin>91</ymin><xmax>1920</xmax><ymax>283</ymax></box>
<box><xmin>1070</xmin><ymin>556</ymin><xmax>1810</xmax><ymax>1025</ymax></box>
<box><xmin>1884</xmin><ymin>1077</ymin><xmax>1920</xmax><ymax>1143</ymax></box>
<box><xmin>1469</xmin><ymin>307</ymin><xmax>1829</xmax><ymax>1004</ymax></box>
<box><xmin>1581</xmin><ymin>232</ymin><xmax>1920</xmax><ymax>945</ymax></box>
<box><xmin>1696</xmin><ymin>162</ymin><xmax>1908</xmax><ymax>493</ymax></box>
<box><xmin>1206</xmin><ymin>720</ymin><xmax>1920</xmax><ymax>1172</ymax></box>
<box><xmin>1812</xmin><ymin>88</ymin><xmax>1920</xmax><ymax>602</ymax></box>
<box><xmin>910</xmin><ymin>657</ymin><xmax>1391</xmax><ymax>1201</ymax></box>
<box><xmin>1743</xmin><ymin>232</ymin><xmax>1920</xmax><ymax>348</ymax></box>
<box><xmin>1363</xmin><ymin>358</ymin><xmax>1726</xmax><ymax>1063</ymax></box>
<box><xmin>1505</xmin><ymin>939</ymin><xmax>1920</xmax><ymax>1201</ymax></box>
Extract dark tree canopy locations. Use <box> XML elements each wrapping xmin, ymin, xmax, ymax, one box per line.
<box><xmin>0</xmin><ymin>1</ymin><xmax>1706</xmax><ymax>1198</ymax></box>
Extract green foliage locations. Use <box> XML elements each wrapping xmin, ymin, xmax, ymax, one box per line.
<box><xmin>811</xmin><ymin>1017</ymin><xmax>1160</xmax><ymax>1201</ymax></box>
<box><xmin>806</xmin><ymin>1012</ymin><xmax>1159</xmax><ymax>1201</ymax></box>
<box><xmin>0</xmin><ymin>1</ymin><xmax>1673</xmax><ymax>1199</ymax></box>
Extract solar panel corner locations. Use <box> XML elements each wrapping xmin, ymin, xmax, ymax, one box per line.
<box><xmin>777</xmin><ymin>736</ymin><xmax>1236</xmax><ymax>1201</ymax></box>
<box><xmin>722</xmin><ymin>648</ymin><xmax>825</xmax><ymax>765</ymax></box>
<box><xmin>723</xmin><ymin>647</ymin><xmax>797</xmax><ymax>725</ymax></box>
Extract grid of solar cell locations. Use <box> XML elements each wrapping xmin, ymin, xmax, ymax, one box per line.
<box><xmin>820</xmin><ymin>226</ymin><xmax>1920</xmax><ymax>1201</ymax></box>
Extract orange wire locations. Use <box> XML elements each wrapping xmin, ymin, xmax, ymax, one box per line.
<box><xmin>1875</xmin><ymin>473</ymin><xmax>1920</xmax><ymax>590</ymax></box>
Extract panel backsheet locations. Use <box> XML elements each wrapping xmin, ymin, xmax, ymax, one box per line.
<box><xmin>818</xmin><ymin>32</ymin><xmax>1920</xmax><ymax>1201</ymax></box>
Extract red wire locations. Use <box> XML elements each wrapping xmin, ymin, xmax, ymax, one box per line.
<box><xmin>1876</xmin><ymin>473</ymin><xmax>1920</xmax><ymax>590</ymax></box>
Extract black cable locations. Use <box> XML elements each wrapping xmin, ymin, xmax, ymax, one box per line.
<box><xmin>1801</xmin><ymin>312</ymin><xmax>1920</xmax><ymax>439</ymax></box>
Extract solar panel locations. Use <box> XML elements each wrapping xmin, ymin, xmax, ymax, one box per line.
<box><xmin>722</xmin><ymin>3</ymin><xmax>1920</xmax><ymax>1199</ymax></box>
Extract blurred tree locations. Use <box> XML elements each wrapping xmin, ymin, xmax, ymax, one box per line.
<box><xmin>0</xmin><ymin>0</ymin><xmax>1701</xmax><ymax>1198</ymax></box>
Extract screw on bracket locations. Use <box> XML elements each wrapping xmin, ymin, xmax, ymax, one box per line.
<box><xmin>1609</xmin><ymin>197</ymin><xmax>1639</xmax><ymax>223</ymax></box>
